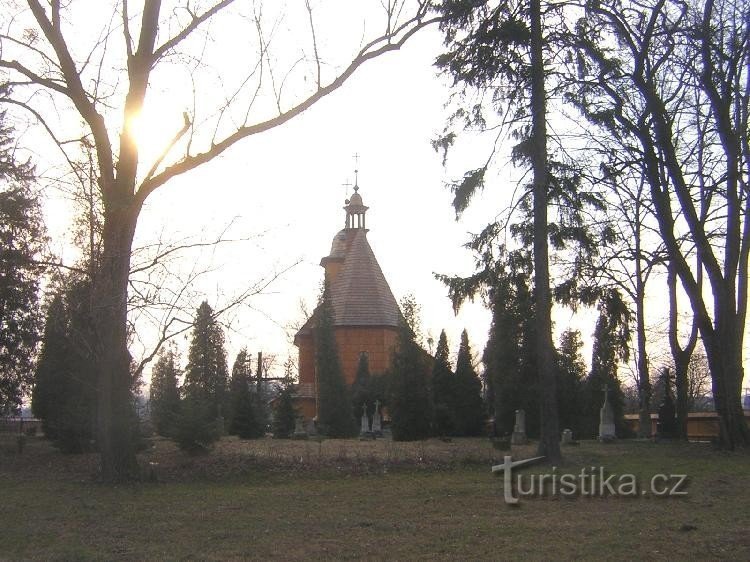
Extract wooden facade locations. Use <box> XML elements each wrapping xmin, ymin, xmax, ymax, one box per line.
<box><xmin>624</xmin><ymin>411</ymin><xmax>750</xmax><ymax>440</ymax></box>
<box><xmin>293</xmin><ymin>185</ymin><xmax>401</xmax><ymax>421</ymax></box>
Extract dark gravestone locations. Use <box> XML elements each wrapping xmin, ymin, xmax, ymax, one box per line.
<box><xmin>657</xmin><ymin>370</ymin><xmax>677</xmax><ymax>438</ymax></box>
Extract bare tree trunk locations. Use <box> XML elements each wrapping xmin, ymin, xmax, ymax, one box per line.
<box><xmin>705</xmin><ymin>306</ymin><xmax>750</xmax><ymax>448</ymax></box>
<box><xmin>667</xmin><ymin>262</ymin><xmax>697</xmax><ymax>440</ymax></box>
<box><xmin>93</xmin><ymin>200</ymin><xmax>140</xmax><ymax>481</ymax></box>
<box><xmin>530</xmin><ymin>0</ymin><xmax>561</xmax><ymax>463</ymax></box>
<box><xmin>633</xmin><ymin>198</ymin><xmax>652</xmax><ymax>438</ymax></box>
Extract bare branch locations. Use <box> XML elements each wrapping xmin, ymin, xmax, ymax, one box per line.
<box><xmin>136</xmin><ymin>13</ymin><xmax>440</xmax><ymax>203</ymax></box>
<box><xmin>152</xmin><ymin>0</ymin><xmax>238</xmax><ymax>63</ymax></box>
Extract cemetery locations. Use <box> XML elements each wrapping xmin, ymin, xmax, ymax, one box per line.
<box><xmin>1</xmin><ymin>0</ymin><xmax>749</xmax><ymax>559</ymax></box>
<box><xmin>1</xmin><ymin>430</ymin><xmax>749</xmax><ymax>559</ymax></box>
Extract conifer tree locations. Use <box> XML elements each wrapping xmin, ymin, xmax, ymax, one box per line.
<box><xmin>0</xmin><ymin>110</ymin><xmax>43</xmax><ymax>413</ymax></box>
<box><xmin>583</xmin><ymin>291</ymin><xmax>629</xmax><ymax>437</ymax></box>
<box><xmin>315</xmin><ymin>286</ymin><xmax>356</xmax><ymax>437</ymax></box>
<box><xmin>453</xmin><ymin>330</ymin><xmax>485</xmax><ymax>436</ymax></box>
<box><xmin>431</xmin><ymin>330</ymin><xmax>456</xmax><ymax>436</ymax></box>
<box><xmin>556</xmin><ymin>329</ymin><xmax>586</xmax><ymax>437</ymax></box>
<box><xmin>351</xmin><ymin>352</ymin><xmax>372</xmax><ymax>421</ymax></box>
<box><xmin>149</xmin><ymin>346</ymin><xmax>181</xmax><ymax>437</ymax></box>
<box><xmin>183</xmin><ymin>301</ymin><xmax>229</xmax><ymax>420</ymax></box>
<box><xmin>389</xmin><ymin>320</ymin><xmax>432</xmax><ymax>441</ymax></box>
<box><xmin>32</xmin><ymin>279</ymin><xmax>97</xmax><ymax>453</ymax></box>
<box><xmin>480</xmin><ymin>261</ymin><xmax>539</xmax><ymax>436</ymax></box>
<box><xmin>228</xmin><ymin>349</ymin><xmax>263</xmax><ymax>439</ymax></box>
<box><xmin>273</xmin><ymin>361</ymin><xmax>298</xmax><ymax>438</ymax></box>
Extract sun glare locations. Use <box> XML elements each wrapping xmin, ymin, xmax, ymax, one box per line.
<box><xmin>126</xmin><ymin>103</ymin><xmax>181</xmax><ymax>166</ymax></box>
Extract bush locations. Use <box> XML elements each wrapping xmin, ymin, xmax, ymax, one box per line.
<box><xmin>172</xmin><ymin>398</ymin><xmax>221</xmax><ymax>454</ymax></box>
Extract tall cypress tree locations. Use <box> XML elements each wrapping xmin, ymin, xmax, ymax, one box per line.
<box><xmin>183</xmin><ymin>301</ymin><xmax>229</xmax><ymax>420</ymax></box>
<box><xmin>389</xmin><ymin>320</ymin><xmax>432</xmax><ymax>441</ymax></box>
<box><xmin>315</xmin><ymin>286</ymin><xmax>356</xmax><ymax>437</ymax></box>
<box><xmin>481</xmin><ymin>260</ymin><xmax>539</xmax><ymax>436</ymax></box>
<box><xmin>351</xmin><ymin>352</ymin><xmax>372</xmax><ymax>422</ymax></box>
<box><xmin>228</xmin><ymin>349</ymin><xmax>263</xmax><ymax>439</ymax></box>
<box><xmin>453</xmin><ymin>330</ymin><xmax>485</xmax><ymax>436</ymax></box>
<box><xmin>556</xmin><ymin>329</ymin><xmax>586</xmax><ymax>437</ymax></box>
<box><xmin>431</xmin><ymin>330</ymin><xmax>456</xmax><ymax>436</ymax></box>
<box><xmin>32</xmin><ymin>278</ymin><xmax>97</xmax><ymax>453</ymax></box>
<box><xmin>149</xmin><ymin>346</ymin><xmax>181</xmax><ymax>437</ymax></box>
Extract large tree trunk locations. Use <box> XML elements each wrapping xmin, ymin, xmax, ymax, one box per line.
<box><xmin>529</xmin><ymin>0</ymin><xmax>561</xmax><ymax>463</ymax></box>
<box><xmin>93</xmin><ymin>201</ymin><xmax>140</xmax><ymax>481</ymax></box>
<box><xmin>704</xmin><ymin>311</ymin><xmax>750</xmax><ymax>449</ymax></box>
<box><xmin>667</xmin><ymin>262</ymin><xmax>697</xmax><ymax>441</ymax></box>
<box><xmin>633</xmin><ymin>208</ymin><xmax>651</xmax><ymax>438</ymax></box>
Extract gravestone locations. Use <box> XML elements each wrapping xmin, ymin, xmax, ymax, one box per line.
<box><xmin>599</xmin><ymin>385</ymin><xmax>616</xmax><ymax>441</ymax></box>
<box><xmin>561</xmin><ymin>428</ymin><xmax>574</xmax><ymax>445</ymax></box>
<box><xmin>360</xmin><ymin>402</ymin><xmax>371</xmax><ymax>436</ymax></box>
<box><xmin>292</xmin><ymin>417</ymin><xmax>308</xmax><ymax>439</ymax></box>
<box><xmin>657</xmin><ymin>386</ymin><xmax>677</xmax><ymax>439</ymax></box>
<box><xmin>305</xmin><ymin>418</ymin><xmax>317</xmax><ymax>436</ymax></box>
<box><xmin>511</xmin><ymin>409</ymin><xmax>528</xmax><ymax>445</ymax></box>
<box><xmin>371</xmin><ymin>399</ymin><xmax>382</xmax><ymax>436</ymax></box>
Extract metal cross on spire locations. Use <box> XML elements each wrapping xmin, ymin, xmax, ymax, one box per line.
<box><xmin>342</xmin><ymin>178</ymin><xmax>352</xmax><ymax>201</ymax></box>
<box><xmin>353</xmin><ymin>152</ymin><xmax>360</xmax><ymax>191</ymax></box>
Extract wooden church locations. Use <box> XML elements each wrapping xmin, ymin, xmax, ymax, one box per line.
<box><xmin>293</xmin><ymin>183</ymin><xmax>401</xmax><ymax>421</ymax></box>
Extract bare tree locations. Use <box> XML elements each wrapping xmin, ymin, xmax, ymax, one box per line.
<box><xmin>569</xmin><ymin>0</ymin><xmax>750</xmax><ymax>448</ymax></box>
<box><xmin>0</xmin><ymin>0</ymin><xmax>437</xmax><ymax>479</ymax></box>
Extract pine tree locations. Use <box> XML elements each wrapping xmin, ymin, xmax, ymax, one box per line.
<box><xmin>149</xmin><ymin>346</ymin><xmax>181</xmax><ymax>437</ymax></box>
<box><xmin>556</xmin><ymin>329</ymin><xmax>586</xmax><ymax>437</ymax></box>
<box><xmin>183</xmin><ymin>301</ymin><xmax>229</xmax><ymax>420</ymax></box>
<box><xmin>482</xmin><ymin>263</ymin><xmax>539</xmax><ymax>436</ymax></box>
<box><xmin>431</xmin><ymin>330</ymin><xmax>456</xmax><ymax>436</ymax></box>
<box><xmin>453</xmin><ymin>330</ymin><xmax>485</xmax><ymax>436</ymax></box>
<box><xmin>273</xmin><ymin>361</ymin><xmax>298</xmax><ymax>439</ymax></box>
<box><xmin>389</xmin><ymin>320</ymin><xmax>432</xmax><ymax>441</ymax></box>
<box><xmin>314</xmin><ymin>286</ymin><xmax>356</xmax><ymax>437</ymax></box>
<box><xmin>0</xmin><ymin>108</ymin><xmax>43</xmax><ymax>413</ymax></box>
<box><xmin>31</xmin><ymin>279</ymin><xmax>97</xmax><ymax>453</ymax></box>
<box><xmin>272</xmin><ymin>357</ymin><xmax>298</xmax><ymax>438</ymax></box>
<box><xmin>228</xmin><ymin>349</ymin><xmax>263</xmax><ymax>439</ymax></box>
<box><xmin>351</xmin><ymin>352</ymin><xmax>372</xmax><ymax>421</ymax></box>
<box><xmin>172</xmin><ymin>396</ymin><xmax>221</xmax><ymax>454</ymax></box>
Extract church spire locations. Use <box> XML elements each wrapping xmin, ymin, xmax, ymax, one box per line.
<box><xmin>343</xmin><ymin>154</ymin><xmax>368</xmax><ymax>229</ymax></box>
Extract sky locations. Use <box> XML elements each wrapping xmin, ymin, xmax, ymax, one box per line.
<box><xmin>130</xmin><ymin>24</ymin><xmax>503</xmax><ymax>377</ymax></box>
<box><xmin>7</xmin><ymin>0</ymin><xmax>747</xmax><ymax>392</ymax></box>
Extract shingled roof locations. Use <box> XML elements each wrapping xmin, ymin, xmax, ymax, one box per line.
<box><xmin>295</xmin><ymin>228</ymin><xmax>401</xmax><ymax>339</ymax></box>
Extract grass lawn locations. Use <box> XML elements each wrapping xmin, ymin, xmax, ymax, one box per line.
<box><xmin>1</xmin><ymin>433</ymin><xmax>748</xmax><ymax>560</ymax></box>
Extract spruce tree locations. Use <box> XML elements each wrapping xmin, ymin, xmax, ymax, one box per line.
<box><xmin>228</xmin><ymin>349</ymin><xmax>263</xmax><ymax>439</ymax></box>
<box><xmin>453</xmin><ymin>330</ymin><xmax>485</xmax><ymax>436</ymax></box>
<box><xmin>314</xmin><ymin>286</ymin><xmax>356</xmax><ymax>437</ymax></box>
<box><xmin>31</xmin><ymin>279</ymin><xmax>97</xmax><ymax>453</ymax></box>
<box><xmin>481</xmin><ymin>263</ymin><xmax>539</xmax><ymax>436</ymax></box>
<box><xmin>272</xmin><ymin>357</ymin><xmax>298</xmax><ymax>438</ymax></box>
<box><xmin>431</xmin><ymin>330</ymin><xmax>456</xmax><ymax>436</ymax></box>
<box><xmin>149</xmin><ymin>346</ymin><xmax>181</xmax><ymax>437</ymax></box>
<box><xmin>172</xmin><ymin>396</ymin><xmax>221</xmax><ymax>454</ymax></box>
<box><xmin>0</xmin><ymin>112</ymin><xmax>43</xmax><ymax>412</ymax></box>
<box><xmin>583</xmin><ymin>291</ymin><xmax>629</xmax><ymax>437</ymax></box>
<box><xmin>556</xmin><ymin>329</ymin><xmax>586</xmax><ymax>437</ymax></box>
<box><xmin>183</xmin><ymin>301</ymin><xmax>229</xmax><ymax>420</ymax></box>
<box><xmin>389</xmin><ymin>321</ymin><xmax>432</xmax><ymax>441</ymax></box>
<box><xmin>351</xmin><ymin>352</ymin><xmax>372</xmax><ymax>421</ymax></box>
<box><xmin>273</xmin><ymin>365</ymin><xmax>298</xmax><ymax>439</ymax></box>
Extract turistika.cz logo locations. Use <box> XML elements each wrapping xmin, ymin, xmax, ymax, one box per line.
<box><xmin>492</xmin><ymin>456</ymin><xmax>689</xmax><ymax>505</ymax></box>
